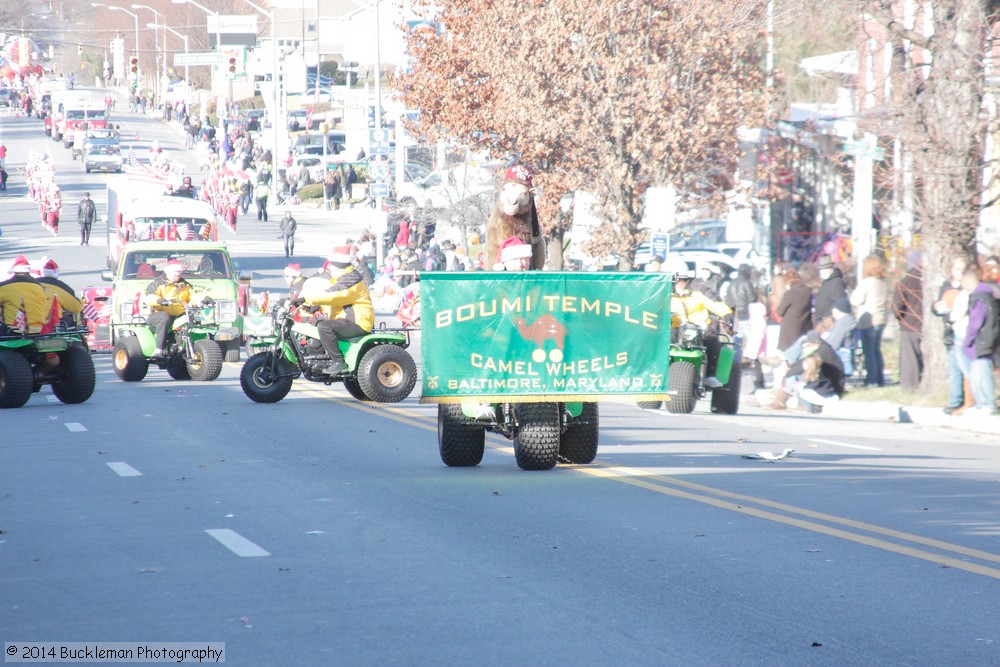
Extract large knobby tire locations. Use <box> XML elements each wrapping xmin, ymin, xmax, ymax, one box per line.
<box><xmin>636</xmin><ymin>400</ymin><xmax>662</xmax><ymax>410</ymax></box>
<box><xmin>222</xmin><ymin>339</ymin><xmax>241</xmax><ymax>362</ymax></box>
<box><xmin>342</xmin><ymin>376</ymin><xmax>369</xmax><ymax>401</ymax></box>
<box><xmin>166</xmin><ymin>358</ymin><xmax>191</xmax><ymax>380</ymax></box>
<box><xmin>666</xmin><ymin>360</ymin><xmax>698</xmax><ymax>414</ymax></box>
<box><xmin>513</xmin><ymin>403</ymin><xmax>560</xmax><ymax>471</ymax></box>
<box><xmin>357</xmin><ymin>344</ymin><xmax>417</xmax><ymax>403</ymax></box>
<box><xmin>559</xmin><ymin>403</ymin><xmax>599</xmax><ymax>464</ymax></box>
<box><xmin>240</xmin><ymin>352</ymin><xmax>294</xmax><ymax>403</ymax></box>
<box><xmin>112</xmin><ymin>336</ymin><xmax>149</xmax><ymax>382</ymax></box>
<box><xmin>438</xmin><ymin>404</ymin><xmax>486</xmax><ymax>467</ymax></box>
<box><xmin>187</xmin><ymin>339</ymin><xmax>224</xmax><ymax>381</ymax></box>
<box><xmin>0</xmin><ymin>350</ymin><xmax>34</xmax><ymax>409</ymax></box>
<box><xmin>710</xmin><ymin>363</ymin><xmax>742</xmax><ymax>415</ymax></box>
<box><xmin>51</xmin><ymin>346</ymin><xmax>96</xmax><ymax>404</ymax></box>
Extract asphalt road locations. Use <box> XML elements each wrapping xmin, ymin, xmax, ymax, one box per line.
<box><xmin>2</xmin><ymin>97</ymin><xmax>1000</xmax><ymax>666</ymax></box>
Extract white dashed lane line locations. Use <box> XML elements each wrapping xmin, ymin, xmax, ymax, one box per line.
<box><xmin>106</xmin><ymin>462</ymin><xmax>143</xmax><ymax>477</ymax></box>
<box><xmin>65</xmin><ymin>423</ymin><xmax>87</xmax><ymax>432</ymax></box>
<box><xmin>205</xmin><ymin>529</ymin><xmax>271</xmax><ymax>557</ymax></box>
<box><xmin>808</xmin><ymin>438</ymin><xmax>882</xmax><ymax>452</ymax></box>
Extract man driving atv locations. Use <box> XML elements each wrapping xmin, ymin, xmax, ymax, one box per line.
<box><xmin>297</xmin><ymin>245</ymin><xmax>374</xmax><ymax>375</ymax></box>
<box><xmin>143</xmin><ymin>259</ymin><xmax>206</xmax><ymax>358</ymax></box>
<box><xmin>668</xmin><ymin>260</ymin><xmax>733</xmax><ymax>389</ymax></box>
<box><xmin>0</xmin><ymin>255</ymin><xmax>52</xmax><ymax>333</ymax></box>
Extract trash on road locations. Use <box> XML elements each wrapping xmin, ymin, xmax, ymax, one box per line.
<box><xmin>742</xmin><ymin>448</ymin><xmax>795</xmax><ymax>461</ymax></box>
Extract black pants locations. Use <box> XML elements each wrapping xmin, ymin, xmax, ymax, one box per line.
<box><xmin>898</xmin><ymin>329</ymin><xmax>923</xmax><ymax>390</ymax></box>
<box><xmin>80</xmin><ymin>222</ymin><xmax>92</xmax><ymax>244</ymax></box>
<box><xmin>147</xmin><ymin>311</ymin><xmax>176</xmax><ymax>349</ymax></box>
<box><xmin>704</xmin><ymin>335</ymin><xmax>722</xmax><ymax>379</ymax></box>
<box><xmin>256</xmin><ymin>197</ymin><xmax>268</xmax><ymax>222</ymax></box>
<box><xmin>317</xmin><ymin>318</ymin><xmax>368</xmax><ymax>362</ymax></box>
<box><xmin>283</xmin><ymin>234</ymin><xmax>294</xmax><ymax>257</ymax></box>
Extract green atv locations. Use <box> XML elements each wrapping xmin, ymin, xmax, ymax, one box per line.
<box><xmin>0</xmin><ymin>325</ymin><xmax>96</xmax><ymax>409</ymax></box>
<box><xmin>240</xmin><ymin>302</ymin><xmax>418</xmax><ymax>404</ymax></box>
<box><xmin>112</xmin><ymin>299</ymin><xmax>227</xmax><ymax>382</ymax></box>
<box><xmin>636</xmin><ymin>320</ymin><xmax>741</xmax><ymax>414</ymax></box>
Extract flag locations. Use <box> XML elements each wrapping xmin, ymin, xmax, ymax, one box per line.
<box><xmin>127</xmin><ymin>147</ymin><xmax>138</xmax><ymax>167</ymax></box>
<box><xmin>82</xmin><ymin>300</ymin><xmax>99</xmax><ymax>322</ymax></box>
<box><xmin>179</xmin><ymin>222</ymin><xmax>197</xmax><ymax>241</ymax></box>
<box><xmin>39</xmin><ymin>296</ymin><xmax>60</xmax><ymax>334</ymax></box>
<box><xmin>13</xmin><ymin>297</ymin><xmax>28</xmax><ymax>334</ymax></box>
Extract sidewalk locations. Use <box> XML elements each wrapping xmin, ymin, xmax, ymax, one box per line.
<box><xmin>748</xmin><ymin>387</ymin><xmax>1000</xmax><ymax>436</ymax></box>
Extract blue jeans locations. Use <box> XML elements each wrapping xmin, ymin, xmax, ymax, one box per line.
<box><xmin>858</xmin><ymin>325</ymin><xmax>884</xmax><ymax>386</ymax></box>
<box><xmin>956</xmin><ymin>351</ymin><xmax>996</xmax><ymax>411</ymax></box>
<box><xmin>947</xmin><ymin>346</ymin><xmax>966</xmax><ymax>408</ymax></box>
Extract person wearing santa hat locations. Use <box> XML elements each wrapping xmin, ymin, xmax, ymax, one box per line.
<box><xmin>36</xmin><ymin>258</ymin><xmax>82</xmax><ymax>325</ymax></box>
<box><xmin>282</xmin><ymin>263</ymin><xmax>306</xmax><ymax>300</ymax></box>
<box><xmin>297</xmin><ymin>245</ymin><xmax>374</xmax><ymax>375</ymax></box>
<box><xmin>0</xmin><ymin>255</ymin><xmax>51</xmax><ymax>333</ymax></box>
<box><xmin>493</xmin><ymin>236</ymin><xmax>534</xmax><ymax>271</ymax></box>
<box><xmin>142</xmin><ymin>259</ymin><xmax>200</xmax><ymax>357</ymax></box>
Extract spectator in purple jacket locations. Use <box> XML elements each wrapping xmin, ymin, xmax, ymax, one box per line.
<box><xmin>957</xmin><ymin>268</ymin><xmax>997</xmax><ymax>415</ymax></box>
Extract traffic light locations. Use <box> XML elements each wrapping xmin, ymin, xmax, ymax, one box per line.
<box><xmin>228</xmin><ymin>56</ymin><xmax>237</xmax><ymax>76</ymax></box>
<box><xmin>129</xmin><ymin>56</ymin><xmax>138</xmax><ymax>74</ymax></box>
<box><xmin>77</xmin><ymin>43</ymin><xmax>83</xmax><ymax>56</ymax></box>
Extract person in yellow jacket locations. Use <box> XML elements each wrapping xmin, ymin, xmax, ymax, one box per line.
<box><xmin>36</xmin><ymin>258</ymin><xmax>83</xmax><ymax>326</ymax></box>
<box><xmin>299</xmin><ymin>245</ymin><xmax>374</xmax><ymax>375</ymax></box>
<box><xmin>669</xmin><ymin>262</ymin><xmax>733</xmax><ymax>389</ymax></box>
<box><xmin>0</xmin><ymin>255</ymin><xmax>52</xmax><ymax>333</ymax></box>
<box><xmin>143</xmin><ymin>258</ymin><xmax>199</xmax><ymax>357</ymax></box>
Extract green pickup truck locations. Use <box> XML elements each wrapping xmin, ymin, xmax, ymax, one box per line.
<box><xmin>101</xmin><ymin>241</ymin><xmax>248</xmax><ymax>362</ymax></box>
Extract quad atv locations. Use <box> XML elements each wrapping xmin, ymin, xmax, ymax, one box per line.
<box><xmin>636</xmin><ymin>319</ymin><xmax>741</xmax><ymax>414</ymax></box>
<box><xmin>0</xmin><ymin>324</ymin><xmax>96</xmax><ymax>409</ymax></box>
<box><xmin>239</xmin><ymin>302</ymin><xmax>417</xmax><ymax>404</ymax></box>
<box><xmin>112</xmin><ymin>299</ymin><xmax>226</xmax><ymax>382</ymax></box>
<box><xmin>438</xmin><ymin>400</ymin><xmax>599</xmax><ymax>471</ymax></box>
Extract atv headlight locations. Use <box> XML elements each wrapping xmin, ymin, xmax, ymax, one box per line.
<box><xmin>214</xmin><ymin>299</ymin><xmax>237</xmax><ymax>323</ymax></box>
<box><xmin>680</xmin><ymin>323</ymin><xmax>700</xmax><ymax>343</ymax></box>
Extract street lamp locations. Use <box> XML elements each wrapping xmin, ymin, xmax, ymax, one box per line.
<box><xmin>132</xmin><ymin>5</ymin><xmax>166</xmax><ymax>79</ymax></box>
<box><xmin>92</xmin><ymin>3</ymin><xmax>139</xmax><ymax>65</ymax></box>
<box><xmin>170</xmin><ymin>0</ymin><xmax>221</xmax><ymax>99</ymax></box>
<box><xmin>156</xmin><ymin>22</ymin><xmax>189</xmax><ymax>90</ymax></box>
<box><xmin>230</xmin><ymin>0</ymin><xmax>281</xmax><ymax>190</ymax></box>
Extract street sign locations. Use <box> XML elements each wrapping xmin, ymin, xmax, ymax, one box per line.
<box><xmin>173</xmin><ymin>52</ymin><xmax>225</xmax><ymax>67</ymax></box>
<box><xmin>843</xmin><ymin>140</ymin><xmax>885</xmax><ymax>161</ymax></box>
<box><xmin>368</xmin><ymin>128</ymin><xmax>390</xmax><ymax>157</ymax></box>
<box><xmin>368</xmin><ymin>162</ymin><xmax>390</xmax><ymax>182</ymax></box>
<box><xmin>369</xmin><ymin>183</ymin><xmax>389</xmax><ymax>198</ymax></box>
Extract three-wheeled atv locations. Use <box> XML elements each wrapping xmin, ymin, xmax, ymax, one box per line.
<box><xmin>0</xmin><ymin>324</ymin><xmax>96</xmax><ymax>409</ymax></box>
<box><xmin>112</xmin><ymin>298</ymin><xmax>227</xmax><ymax>382</ymax></box>
<box><xmin>239</xmin><ymin>302</ymin><xmax>417</xmax><ymax>404</ymax></box>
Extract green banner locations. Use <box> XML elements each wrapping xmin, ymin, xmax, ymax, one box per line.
<box><xmin>420</xmin><ymin>272</ymin><xmax>673</xmax><ymax>403</ymax></box>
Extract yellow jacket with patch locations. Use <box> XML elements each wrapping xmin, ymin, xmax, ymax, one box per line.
<box><xmin>0</xmin><ymin>276</ymin><xmax>52</xmax><ymax>331</ymax></box>
<box><xmin>38</xmin><ymin>277</ymin><xmax>83</xmax><ymax>321</ymax></box>
<box><xmin>143</xmin><ymin>276</ymin><xmax>194</xmax><ymax>316</ymax></box>
<box><xmin>302</xmin><ymin>266</ymin><xmax>374</xmax><ymax>331</ymax></box>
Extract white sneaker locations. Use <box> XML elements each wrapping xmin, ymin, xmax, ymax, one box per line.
<box><xmin>963</xmin><ymin>406</ymin><xmax>997</xmax><ymax>417</ymax></box>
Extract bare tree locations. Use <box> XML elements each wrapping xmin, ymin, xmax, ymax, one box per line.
<box><xmin>862</xmin><ymin>0</ymin><xmax>996</xmax><ymax>390</ymax></box>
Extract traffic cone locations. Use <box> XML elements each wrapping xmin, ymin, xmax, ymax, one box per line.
<box><xmin>135</xmin><ymin>131</ymin><xmax>141</xmax><ymax>141</ymax></box>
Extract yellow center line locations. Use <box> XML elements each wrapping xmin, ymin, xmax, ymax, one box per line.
<box><xmin>294</xmin><ymin>384</ymin><xmax>1000</xmax><ymax>579</ymax></box>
